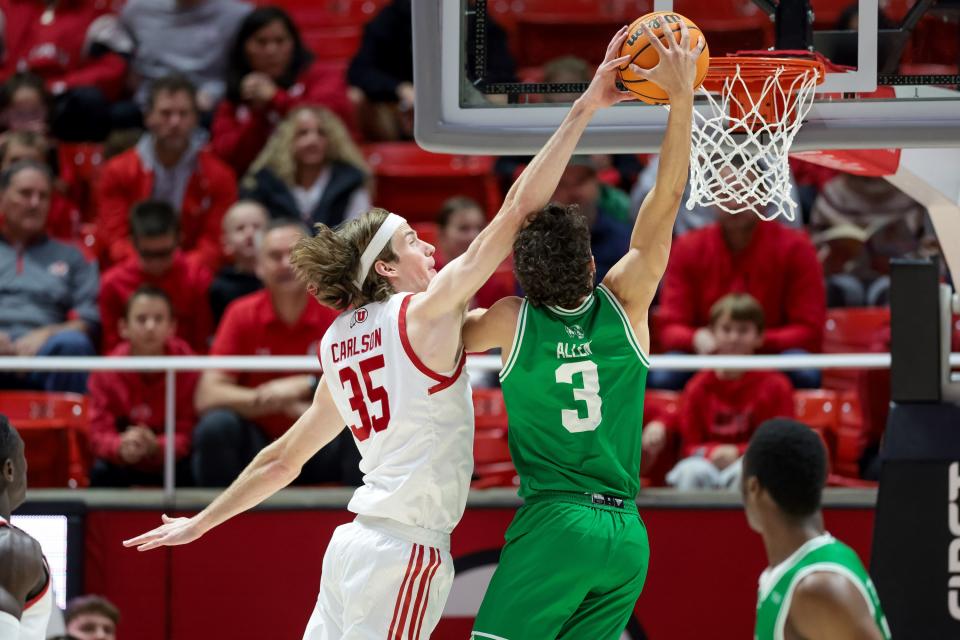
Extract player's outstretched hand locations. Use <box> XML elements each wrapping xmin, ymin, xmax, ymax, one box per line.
<box><xmin>629</xmin><ymin>20</ymin><xmax>705</xmax><ymax>100</ymax></box>
<box><xmin>122</xmin><ymin>514</ymin><xmax>203</xmax><ymax>552</ymax></box>
<box><xmin>578</xmin><ymin>25</ymin><xmax>635</xmax><ymax>111</ymax></box>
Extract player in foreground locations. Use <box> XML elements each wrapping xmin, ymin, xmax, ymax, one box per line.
<box><xmin>464</xmin><ymin>20</ymin><xmax>704</xmax><ymax>640</ymax></box>
<box><xmin>0</xmin><ymin>415</ymin><xmax>53</xmax><ymax>639</ymax></box>
<box><xmin>744</xmin><ymin>419</ymin><xmax>890</xmax><ymax>640</ymax></box>
<box><xmin>122</xmin><ymin>28</ymin><xmax>637</xmax><ymax>640</ymax></box>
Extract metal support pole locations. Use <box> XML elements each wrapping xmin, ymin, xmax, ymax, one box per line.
<box><xmin>163</xmin><ymin>368</ymin><xmax>176</xmax><ymax>504</ymax></box>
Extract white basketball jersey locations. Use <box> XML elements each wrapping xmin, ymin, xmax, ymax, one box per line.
<box><xmin>319</xmin><ymin>293</ymin><xmax>474</xmax><ymax>534</ymax></box>
<box><xmin>0</xmin><ymin>517</ymin><xmax>52</xmax><ymax>640</ymax></box>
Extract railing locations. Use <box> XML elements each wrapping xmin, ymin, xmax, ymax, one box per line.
<box><xmin>2</xmin><ymin>353</ymin><xmax>959</xmax><ymax>501</ymax></box>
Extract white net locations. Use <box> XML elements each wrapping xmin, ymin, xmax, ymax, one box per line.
<box><xmin>686</xmin><ymin>62</ymin><xmax>821</xmax><ymax>222</ymax></box>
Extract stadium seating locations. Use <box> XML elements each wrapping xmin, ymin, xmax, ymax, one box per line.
<box><xmin>364</xmin><ymin>143</ymin><xmax>501</xmax><ymax>222</ymax></box>
<box><xmin>473</xmin><ymin>388</ymin><xmax>508</xmax><ymax>432</ymax></box>
<box><xmin>0</xmin><ymin>392</ymin><xmax>89</xmax><ymax>488</ymax></box>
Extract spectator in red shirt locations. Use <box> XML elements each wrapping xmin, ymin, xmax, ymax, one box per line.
<box><xmin>95</xmin><ymin>75</ymin><xmax>237</xmax><ymax>270</ymax></box>
<box><xmin>212</xmin><ymin>6</ymin><xmax>353</xmax><ymax>176</ymax></box>
<box><xmin>667</xmin><ymin>294</ymin><xmax>795</xmax><ymax>490</ymax></box>
<box><xmin>209</xmin><ymin>200</ymin><xmax>265</xmax><ymax>327</ymax></box>
<box><xmin>87</xmin><ymin>286</ymin><xmax>198</xmax><ymax>487</ymax></box>
<box><xmin>192</xmin><ymin>219</ymin><xmax>353</xmax><ymax>487</ymax></box>
<box><xmin>435</xmin><ymin>196</ymin><xmax>514</xmax><ymax>310</ymax></box>
<box><xmin>0</xmin><ymin>129</ymin><xmax>82</xmax><ymax>240</ymax></box>
<box><xmin>0</xmin><ymin>0</ymin><xmax>130</xmax><ymax>141</ymax></box>
<box><xmin>99</xmin><ymin>200</ymin><xmax>213</xmax><ymax>354</ymax></box>
<box><xmin>652</xmin><ymin>206</ymin><xmax>826</xmax><ymax>390</ymax></box>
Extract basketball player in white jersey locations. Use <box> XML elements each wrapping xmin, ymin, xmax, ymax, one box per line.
<box><xmin>123</xmin><ymin>28</ymin><xmax>638</xmax><ymax>639</ymax></box>
<box><xmin>0</xmin><ymin>415</ymin><xmax>53</xmax><ymax>640</ymax></box>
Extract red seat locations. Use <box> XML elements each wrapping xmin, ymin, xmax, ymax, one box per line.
<box><xmin>0</xmin><ymin>392</ymin><xmax>88</xmax><ymax>487</ymax></box>
<box><xmin>261</xmin><ymin>0</ymin><xmax>388</xmax><ymax>28</ymax></box>
<box><xmin>300</xmin><ymin>26</ymin><xmax>363</xmax><ymax>63</ymax></box>
<box><xmin>823</xmin><ymin>308</ymin><xmax>891</xmax><ymax>354</ymax></box>
<box><xmin>364</xmin><ymin>143</ymin><xmax>501</xmax><ymax>223</ymax></box>
<box><xmin>474</xmin><ymin>429</ymin><xmax>511</xmax><ymax>465</ymax></box>
<box><xmin>57</xmin><ymin>142</ymin><xmax>104</xmax><ymax>221</ymax></box>
<box><xmin>834</xmin><ymin>390</ymin><xmax>867</xmax><ymax>478</ymax></box>
<box><xmin>473</xmin><ymin>388</ymin><xmax>508</xmax><ymax>431</ymax></box>
<box><xmin>640</xmin><ymin>390</ymin><xmax>682</xmax><ymax>486</ymax></box>
<box><xmin>472</xmin><ymin>461</ymin><xmax>519</xmax><ymax>489</ymax></box>
<box><xmin>793</xmin><ymin>389</ymin><xmax>839</xmax><ymax>435</ymax></box>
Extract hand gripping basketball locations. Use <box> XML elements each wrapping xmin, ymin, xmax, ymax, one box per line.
<box><xmin>626</xmin><ymin>20</ymin><xmax>706</xmax><ymax>102</ymax></box>
<box><xmin>577</xmin><ymin>25</ymin><xmax>636</xmax><ymax>111</ymax></box>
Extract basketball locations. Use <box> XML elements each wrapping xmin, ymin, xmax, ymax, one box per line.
<box><xmin>618</xmin><ymin>12</ymin><xmax>710</xmax><ymax>104</ymax></box>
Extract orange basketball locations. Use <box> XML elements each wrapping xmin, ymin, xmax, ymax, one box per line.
<box><xmin>618</xmin><ymin>12</ymin><xmax>710</xmax><ymax>104</ymax></box>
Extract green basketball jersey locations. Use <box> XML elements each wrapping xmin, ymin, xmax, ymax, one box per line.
<box><xmin>499</xmin><ymin>284</ymin><xmax>650</xmax><ymax>499</ymax></box>
<box><xmin>755</xmin><ymin>533</ymin><xmax>891</xmax><ymax>640</ymax></box>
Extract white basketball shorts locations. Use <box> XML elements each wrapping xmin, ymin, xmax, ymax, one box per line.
<box><xmin>302</xmin><ymin>516</ymin><xmax>454</xmax><ymax>640</ymax></box>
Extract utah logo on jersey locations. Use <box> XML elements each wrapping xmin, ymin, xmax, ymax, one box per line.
<box><xmin>351</xmin><ymin>307</ymin><xmax>369</xmax><ymax>328</ymax></box>
<box><xmin>565</xmin><ymin>324</ymin><xmax>585</xmax><ymax>340</ymax></box>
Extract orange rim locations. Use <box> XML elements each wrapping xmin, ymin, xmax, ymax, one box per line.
<box><xmin>702</xmin><ymin>56</ymin><xmax>826</xmax><ymax>93</ymax></box>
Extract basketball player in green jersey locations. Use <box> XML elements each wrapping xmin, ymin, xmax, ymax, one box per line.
<box><xmin>744</xmin><ymin>419</ymin><xmax>890</xmax><ymax>640</ymax></box>
<box><xmin>463</xmin><ymin>21</ymin><xmax>705</xmax><ymax>640</ymax></box>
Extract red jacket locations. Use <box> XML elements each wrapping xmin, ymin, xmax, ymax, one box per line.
<box><xmin>658</xmin><ymin>222</ymin><xmax>826</xmax><ymax>354</ymax></box>
<box><xmin>679</xmin><ymin>370</ymin><xmax>795</xmax><ymax>457</ymax></box>
<box><xmin>95</xmin><ymin>145</ymin><xmax>237</xmax><ymax>271</ymax></box>
<box><xmin>87</xmin><ymin>337</ymin><xmax>199</xmax><ymax>471</ymax></box>
<box><xmin>99</xmin><ymin>252</ymin><xmax>213</xmax><ymax>354</ymax></box>
<box><xmin>0</xmin><ymin>0</ymin><xmax>127</xmax><ymax>99</ymax></box>
<box><xmin>211</xmin><ymin>60</ymin><xmax>354</xmax><ymax>176</ymax></box>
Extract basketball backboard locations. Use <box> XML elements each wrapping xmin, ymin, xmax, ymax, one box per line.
<box><xmin>413</xmin><ymin>0</ymin><xmax>960</xmax><ymax>154</ymax></box>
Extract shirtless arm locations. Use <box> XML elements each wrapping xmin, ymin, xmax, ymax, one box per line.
<box><xmin>463</xmin><ymin>298</ymin><xmax>523</xmax><ymax>357</ymax></box>
<box><xmin>123</xmin><ymin>378</ymin><xmax>345</xmax><ymax>551</ymax></box>
<box><xmin>404</xmin><ymin>28</ymin><xmax>635</xmax><ymax>372</ymax></box>
<box><xmin>788</xmin><ymin>572</ymin><xmax>886</xmax><ymax>640</ymax></box>
<box><xmin>0</xmin><ymin>531</ymin><xmax>46</xmax><ymax>618</ymax></box>
<box><xmin>600</xmin><ymin>22</ymin><xmax>704</xmax><ymax>351</ymax></box>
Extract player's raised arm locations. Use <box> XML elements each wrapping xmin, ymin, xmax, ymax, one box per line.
<box><xmin>414</xmin><ymin>27</ymin><xmax>635</xmax><ymax>320</ymax></box>
<box><xmin>602</xmin><ymin>21</ymin><xmax>705</xmax><ymax>321</ymax></box>
<box><xmin>123</xmin><ymin>378</ymin><xmax>345</xmax><ymax>551</ymax></box>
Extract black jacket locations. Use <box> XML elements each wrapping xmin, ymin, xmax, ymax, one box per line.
<box><xmin>241</xmin><ymin>161</ymin><xmax>367</xmax><ymax>228</ymax></box>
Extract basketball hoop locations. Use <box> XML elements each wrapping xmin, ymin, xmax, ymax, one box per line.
<box><xmin>686</xmin><ymin>55</ymin><xmax>826</xmax><ymax>222</ymax></box>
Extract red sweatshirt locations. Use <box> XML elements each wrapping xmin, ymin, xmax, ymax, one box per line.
<box><xmin>99</xmin><ymin>252</ymin><xmax>213</xmax><ymax>354</ymax></box>
<box><xmin>679</xmin><ymin>370</ymin><xmax>795</xmax><ymax>457</ymax></box>
<box><xmin>94</xmin><ymin>146</ymin><xmax>237</xmax><ymax>270</ymax></box>
<box><xmin>0</xmin><ymin>0</ymin><xmax>128</xmax><ymax>99</ymax></box>
<box><xmin>87</xmin><ymin>337</ymin><xmax>199</xmax><ymax>471</ymax></box>
<box><xmin>211</xmin><ymin>60</ymin><xmax>354</xmax><ymax>176</ymax></box>
<box><xmin>659</xmin><ymin>222</ymin><xmax>826</xmax><ymax>354</ymax></box>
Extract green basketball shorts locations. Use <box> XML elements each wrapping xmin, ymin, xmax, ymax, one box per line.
<box><xmin>471</xmin><ymin>491</ymin><xmax>650</xmax><ymax>640</ymax></box>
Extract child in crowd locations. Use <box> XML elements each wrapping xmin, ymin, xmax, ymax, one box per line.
<box><xmin>87</xmin><ymin>287</ymin><xmax>199</xmax><ymax>487</ymax></box>
<box><xmin>667</xmin><ymin>293</ymin><xmax>795</xmax><ymax>490</ymax></box>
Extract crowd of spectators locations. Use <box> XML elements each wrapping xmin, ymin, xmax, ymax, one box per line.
<box><xmin>0</xmin><ymin>0</ymin><xmax>944</xmax><ymax>488</ymax></box>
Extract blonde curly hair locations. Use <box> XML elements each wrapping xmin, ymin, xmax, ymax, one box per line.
<box><xmin>244</xmin><ymin>105</ymin><xmax>370</xmax><ymax>188</ymax></box>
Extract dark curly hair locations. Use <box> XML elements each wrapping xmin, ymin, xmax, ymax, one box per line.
<box><xmin>513</xmin><ymin>203</ymin><xmax>594</xmax><ymax>309</ymax></box>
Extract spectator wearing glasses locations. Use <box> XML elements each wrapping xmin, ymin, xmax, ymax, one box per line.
<box><xmin>99</xmin><ymin>200</ymin><xmax>213</xmax><ymax>354</ymax></box>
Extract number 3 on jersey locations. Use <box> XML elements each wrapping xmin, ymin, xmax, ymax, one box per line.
<box><xmin>338</xmin><ymin>355</ymin><xmax>390</xmax><ymax>441</ymax></box>
<box><xmin>555</xmin><ymin>360</ymin><xmax>602</xmax><ymax>433</ymax></box>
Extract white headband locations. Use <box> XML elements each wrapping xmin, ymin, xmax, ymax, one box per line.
<box><xmin>354</xmin><ymin>213</ymin><xmax>407</xmax><ymax>287</ymax></box>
